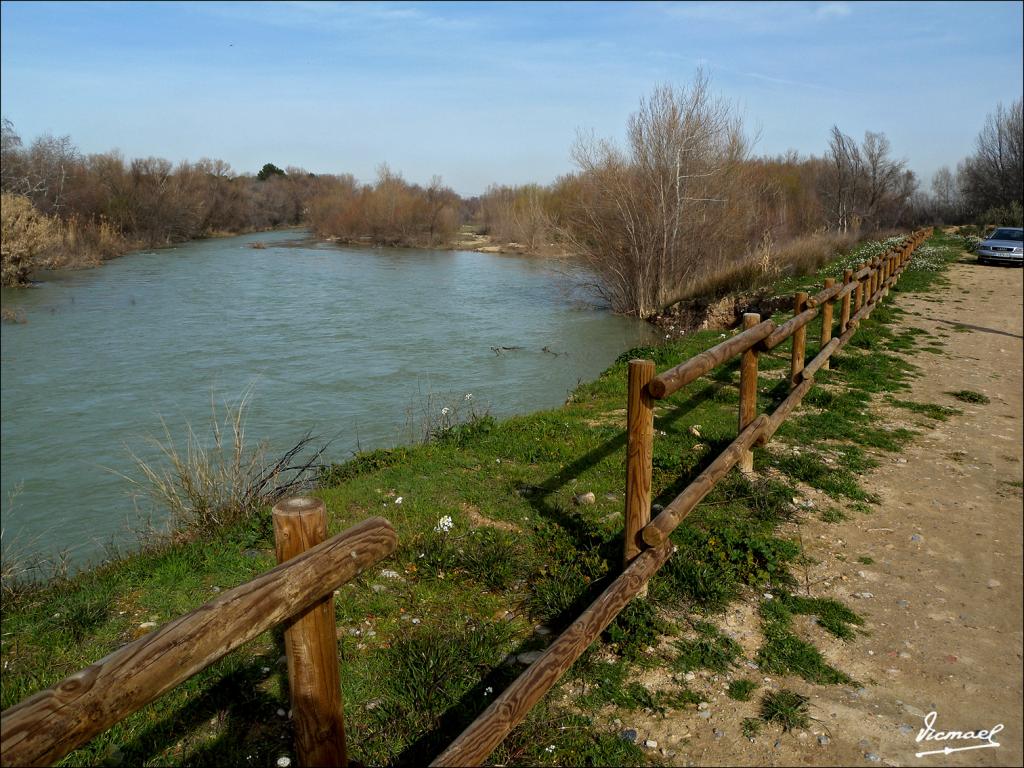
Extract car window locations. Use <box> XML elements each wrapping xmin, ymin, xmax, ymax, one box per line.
<box><xmin>990</xmin><ymin>228</ymin><xmax>1023</xmax><ymax>241</ymax></box>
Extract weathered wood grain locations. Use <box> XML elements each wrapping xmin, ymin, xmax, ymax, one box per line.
<box><xmin>737</xmin><ymin>313</ymin><xmax>760</xmax><ymax>474</ymax></box>
<box><xmin>790</xmin><ymin>291</ymin><xmax>809</xmax><ymax>389</ymax></box>
<box><xmin>273</xmin><ymin>498</ymin><xmax>348</xmax><ymax>768</ymax></box>
<box><xmin>0</xmin><ymin>516</ymin><xmax>396</xmax><ymax>767</ymax></box>
<box><xmin>624</xmin><ymin>360</ymin><xmax>655</xmax><ymax>572</ymax></box>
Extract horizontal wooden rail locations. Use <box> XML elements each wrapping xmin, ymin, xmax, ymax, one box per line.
<box><xmin>0</xmin><ymin>517</ymin><xmax>398</xmax><ymax>768</ymax></box>
<box><xmin>647</xmin><ymin>320</ymin><xmax>775</xmax><ymax>399</ymax></box>
<box><xmin>429</xmin><ymin>539</ymin><xmax>676</xmax><ymax>767</ymax></box>
<box><xmin>800</xmin><ymin>337</ymin><xmax>841</xmax><ymax>380</ymax></box>
<box><xmin>761</xmin><ymin>306</ymin><xmax>819</xmax><ymax>350</ymax></box>
<box><xmin>641</xmin><ymin>414</ymin><xmax>770</xmax><ymax>547</ymax></box>
<box><xmin>834</xmin><ymin>279</ymin><xmax>858</xmax><ymax>300</ymax></box>
<box><xmin>806</xmin><ymin>280</ymin><xmax>845</xmax><ymax>308</ymax></box>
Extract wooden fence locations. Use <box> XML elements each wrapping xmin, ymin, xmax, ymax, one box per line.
<box><xmin>0</xmin><ymin>501</ymin><xmax>397</xmax><ymax>768</ymax></box>
<box><xmin>429</xmin><ymin>228</ymin><xmax>930</xmax><ymax>766</ymax></box>
<box><xmin>0</xmin><ymin>229</ymin><xmax>929</xmax><ymax>767</ymax></box>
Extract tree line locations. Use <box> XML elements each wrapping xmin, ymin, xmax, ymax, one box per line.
<box><xmin>3</xmin><ymin>82</ymin><xmax>1021</xmax><ymax>312</ymax></box>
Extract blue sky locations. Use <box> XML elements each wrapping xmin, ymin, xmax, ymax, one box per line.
<box><xmin>2</xmin><ymin>1</ymin><xmax>1022</xmax><ymax>195</ymax></box>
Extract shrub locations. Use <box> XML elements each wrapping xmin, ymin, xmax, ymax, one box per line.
<box><xmin>1</xmin><ymin>193</ymin><xmax>59</xmax><ymax>286</ymax></box>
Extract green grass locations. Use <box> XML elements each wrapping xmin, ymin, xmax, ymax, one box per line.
<box><xmin>887</xmin><ymin>398</ymin><xmax>961</xmax><ymax>421</ymax></box>
<box><xmin>673</xmin><ymin>621</ymin><xmax>742</xmax><ymax>673</ymax></box>
<box><xmin>727</xmin><ymin>679</ymin><xmax>759</xmax><ymax>702</ymax></box>
<box><xmin>760</xmin><ymin>689</ymin><xmax>811</xmax><ymax>732</ymax></box>
<box><xmin>947</xmin><ymin>389</ymin><xmax>991</xmax><ymax>404</ymax></box>
<box><xmin>0</xmin><ymin>230</ymin><xmax>961</xmax><ymax>766</ymax></box>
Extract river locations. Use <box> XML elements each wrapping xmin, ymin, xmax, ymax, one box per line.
<box><xmin>0</xmin><ymin>230</ymin><xmax>658</xmax><ymax>567</ymax></box>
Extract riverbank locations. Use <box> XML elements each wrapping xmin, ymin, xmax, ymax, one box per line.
<box><xmin>0</xmin><ymin>231</ymin><xmax>971</xmax><ymax>766</ymax></box>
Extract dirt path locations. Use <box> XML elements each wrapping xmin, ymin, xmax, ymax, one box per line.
<box><xmin>631</xmin><ymin>261</ymin><xmax>1023</xmax><ymax>766</ymax></box>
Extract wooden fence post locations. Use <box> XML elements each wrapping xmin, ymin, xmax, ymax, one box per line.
<box><xmin>839</xmin><ymin>269</ymin><xmax>852</xmax><ymax>334</ymax></box>
<box><xmin>738</xmin><ymin>313</ymin><xmax>760</xmax><ymax>473</ymax></box>
<box><xmin>820</xmin><ymin>278</ymin><xmax>835</xmax><ymax>370</ymax></box>
<box><xmin>790</xmin><ymin>292</ymin><xmax>808</xmax><ymax>389</ymax></box>
<box><xmin>273</xmin><ymin>498</ymin><xmax>348</xmax><ymax>768</ymax></box>
<box><xmin>624</xmin><ymin>360</ymin><xmax>655</xmax><ymax>580</ymax></box>
<box><xmin>854</xmin><ymin>264</ymin><xmax>865</xmax><ymax>311</ymax></box>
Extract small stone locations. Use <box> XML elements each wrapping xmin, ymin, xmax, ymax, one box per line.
<box><xmin>517</xmin><ymin>650</ymin><xmax>544</xmax><ymax>665</ymax></box>
<box><xmin>276</xmin><ymin>758</ymin><xmax>291</xmax><ymax>768</ymax></box>
<box><xmin>652</xmin><ymin>504</ymin><xmax>664</xmax><ymax>513</ymax></box>
<box><xmin>261</xmin><ymin>666</ymin><xmax>270</xmax><ymax>674</ymax></box>
<box><xmin>898</xmin><ymin>724</ymin><xmax>914</xmax><ymax>735</ymax></box>
<box><xmin>865</xmin><ymin>753</ymin><xmax>880</xmax><ymax>762</ymax></box>
<box><xmin>620</xmin><ymin>729</ymin><xmax>637</xmax><ymax>743</ymax></box>
<box><xmin>380</xmin><ymin>569</ymin><xmax>402</xmax><ymax>580</ymax></box>
<box><xmin>818</xmin><ymin>734</ymin><xmax>831</xmax><ymax>746</ymax></box>
<box><xmin>138</xmin><ymin>622</ymin><xmax>157</xmax><ymax>630</ymax></box>
<box><xmin>242</xmin><ymin>549</ymin><xmax>261</xmax><ymax>558</ymax></box>
<box><xmin>774</xmin><ymin>739</ymin><xmax>782</xmax><ymax>749</ymax></box>
<box><xmin>574</xmin><ymin>492</ymin><xmax>596</xmax><ymax>505</ymax></box>
<box><xmin>689</xmin><ymin>425</ymin><xmax>702</xmax><ymax>437</ymax></box>
<box><xmin>987</xmin><ymin>579</ymin><xmax>1001</xmax><ymax>588</ymax></box>
<box><xmin>698</xmin><ymin>702</ymin><xmax>709</xmax><ymax>710</ymax></box>
<box><xmin>684</xmin><ymin>671</ymin><xmax>696</xmax><ymax>681</ymax></box>
<box><xmin>713</xmin><ymin>729</ymin><xmax>724</xmax><ymax>739</ymax></box>
<box><xmin>370</xmin><ymin>584</ymin><xmax>386</xmax><ymax>593</ymax></box>
<box><xmin>910</xmin><ymin>534</ymin><xmax>923</xmax><ymax>542</ymax></box>
<box><xmin>903</xmin><ymin>703</ymin><xmax>925</xmax><ymax>717</ymax></box>
<box><xmin>898</xmin><ymin>651</ymin><xmax>911</xmax><ymax>659</ymax></box>
<box><xmin>698</xmin><ymin>709</ymin><xmax>712</xmax><ymax>719</ymax></box>
<box><xmin>643</xmin><ymin>739</ymin><xmax>658</xmax><ymax>748</ymax></box>
<box><xmin>896</xmin><ymin>599</ymin><xmax>910</xmax><ymax>608</ymax></box>
<box><xmin>411</xmin><ymin>618</ymin><xmax>421</xmax><ymax>625</ymax></box>
<box><xmin>276</xmin><ymin>708</ymin><xmax>286</xmax><ymax>717</ymax></box>
<box><xmin>534</xmin><ymin>626</ymin><xmax>552</xmax><ymax>636</ymax></box>
<box><xmin>604</xmin><ymin>493</ymin><xmax>617</xmax><ymax>501</ymax></box>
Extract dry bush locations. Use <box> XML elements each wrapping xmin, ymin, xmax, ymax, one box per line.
<box><xmin>562</xmin><ymin>73</ymin><xmax>752</xmax><ymax>318</ymax></box>
<box><xmin>1</xmin><ymin>192</ymin><xmax>60</xmax><ymax>285</ymax></box>
<box><xmin>124</xmin><ymin>392</ymin><xmax>330</xmax><ymax>541</ymax></box>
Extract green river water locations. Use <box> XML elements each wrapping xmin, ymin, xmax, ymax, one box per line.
<box><xmin>0</xmin><ymin>230</ymin><xmax>657</xmax><ymax>566</ymax></box>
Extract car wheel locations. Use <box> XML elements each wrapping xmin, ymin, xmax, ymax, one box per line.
<box><xmin>978</xmin><ymin>258</ymin><xmax>988</xmax><ymax>265</ymax></box>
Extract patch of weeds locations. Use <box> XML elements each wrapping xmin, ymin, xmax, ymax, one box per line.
<box><xmin>496</xmin><ymin>708</ymin><xmax>647</xmax><ymax>767</ymax></box>
<box><xmin>857</xmin><ymin>556</ymin><xmax>874</xmax><ymax>565</ymax></box>
<box><xmin>320</xmin><ymin>446</ymin><xmax>412</xmax><ymax>484</ymax></box>
<box><xmin>741</xmin><ymin>717</ymin><xmax>763</xmax><ymax>739</ymax></box>
<box><xmin>727</xmin><ymin>678</ymin><xmax>758</xmax><ymax>701</ymax></box>
<box><xmin>673</xmin><ymin>620</ymin><xmax>742</xmax><ymax>673</ymax></box>
<box><xmin>756</xmin><ymin>593</ymin><xmax>860</xmax><ymax>685</ymax></box>
<box><xmin>768</xmin><ymin>452</ymin><xmax>874</xmax><ymax>502</ymax></box>
<box><xmin>603</xmin><ymin>598</ymin><xmax>671</xmax><ymax>662</ymax></box>
<box><xmin>760</xmin><ymin>689</ymin><xmax>810</xmax><ymax>731</ymax></box>
<box><xmin>819</xmin><ymin>507</ymin><xmax>845</xmax><ymax>523</ymax></box>
<box><xmin>456</xmin><ymin>527</ymin><xmax>536</xmax><ymax>591</ymax></box>
<box><xmin>577</xmin><ymin>660</ymin><xmax>660</xmax><ymax>711</ymax></box>
<box><xmin>887</xmin><ymin>398</ymin><xmax>960</xmax><ymax>421</ymax></box>
<box><xmin>947</xmin><ymin>389</ymin><xmax>990</xmax><ymax>404</ymax></box>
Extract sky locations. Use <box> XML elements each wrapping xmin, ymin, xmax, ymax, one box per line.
<box><xmin>1</xmin><ymin>1</ymin><xmax>1022</xmax><ymax>196</ymax></box>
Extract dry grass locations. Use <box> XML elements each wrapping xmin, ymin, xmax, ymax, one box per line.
<box><xmin>679</xmin><ymin>230</ymin><xmax>861</xmax><ymax>300</ymax></box>
<box><xmin>123</xmin><ymin>390</ymin><xmax>330</xmax><ymax>541</ymax></box>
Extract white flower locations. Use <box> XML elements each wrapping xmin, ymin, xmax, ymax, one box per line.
<box><xmin>465</xmin><ymin>393</ymin><xmax>473</xmax><ymax>401</ymax></box>
<box><xmin>434</xmin><ymin>515</ymin><xmax>454</xmax><ymax>533</ymax></box>
<box><xmin>545</xmin><ymin>745</ymin><xmax>556</xmax><ymax>753</ymax></box>
<box><xmin>441</xmin><ymin>406</ymin><xmax>451</xmax><ymax>416</ymax></box>
<box><xmin>395</xmin><ymin>496</ymin><xmax>403</xmax><ymax>505</ymax></box>
<box><xmin>484</xmin><ymin>686</ymin><xmax>493</xmax><ymax>696</ymax></box>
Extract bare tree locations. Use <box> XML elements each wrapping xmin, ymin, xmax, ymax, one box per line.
<box><xmin>562</xmin><ymin>73</ymin><xmax>750</xmax><ymax>318</ymax></box>
<box><xmin>957</xmin><ymin>99</ymin><xmax>1023</xmax><ymax>218</ymax></box>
